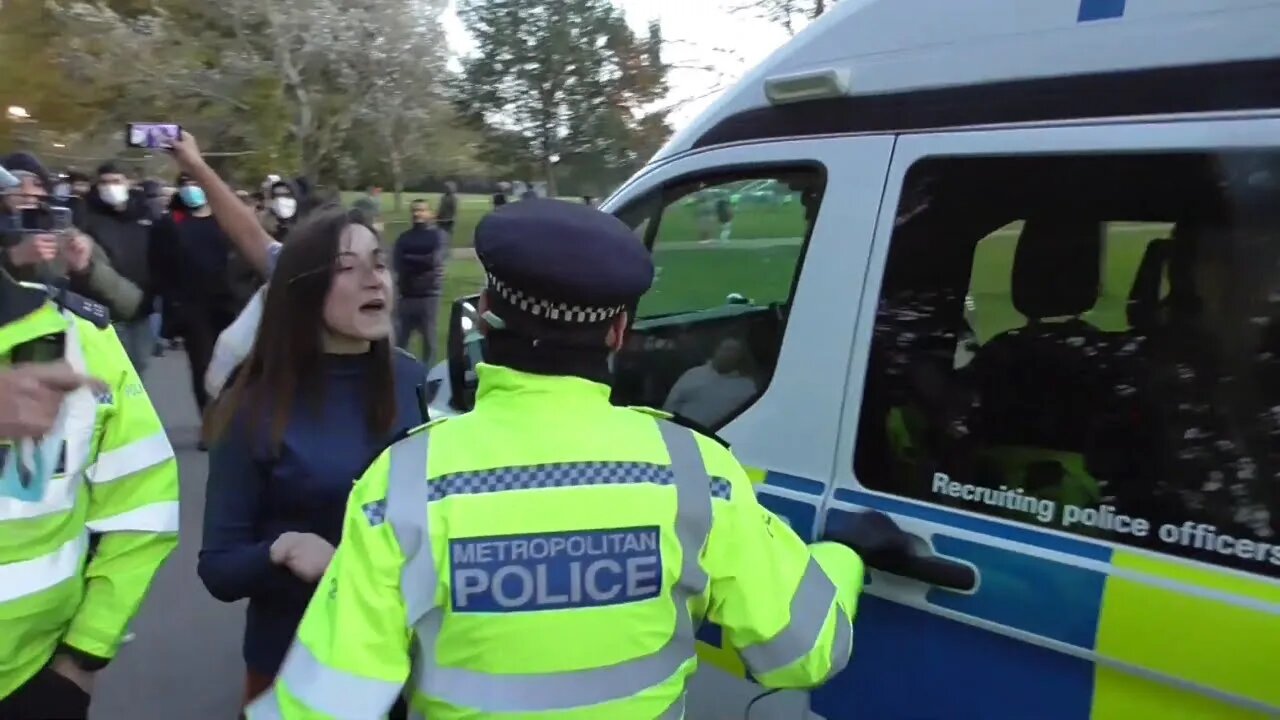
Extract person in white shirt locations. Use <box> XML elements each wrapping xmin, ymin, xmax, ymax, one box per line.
<box><xmin>663</xmin><ymin>337</ymin><xmax>759</xmax><ymax>428</ymax></box>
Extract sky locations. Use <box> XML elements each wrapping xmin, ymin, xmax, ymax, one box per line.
<box><xmin>441</xmin><ymin>0</ymin><xmax>794</xmax><ymax>130</ymax></box>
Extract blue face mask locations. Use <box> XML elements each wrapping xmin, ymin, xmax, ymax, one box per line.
<box><xmin>179</xmin><ymin>185</ymin><xmax>206</xmax><ymax>208</ymax></box>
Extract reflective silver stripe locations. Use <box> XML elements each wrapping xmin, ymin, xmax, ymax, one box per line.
<box><xmin>0</xmin><ymin>473</ymin><xmax>77</xmax><ymax>522</ymax></box>
<box><xmin>410</xmin><ymin>420</ymin><xmax>713</xmax><ymax>713</ymax></box>
<box><xmin>738</xmin><ymin>558</ymin><xmax>840</xmax><ymax>677</ymax></box>
<box><xmin>386</xmin><ymin>430</ymin><xmax>435</xmax><ymax>626</ymax></box>
<box><xmin>265</xmin><ymin>638</ymin><xmax>403</xmax><ymax>718</ymax></box>
<box><xmin>85</xmin><ymin>431</ymin><xmax>174</xmax><ymax>484</ymax></box>
<box><xmin>86</xmin><ymin>500</ymin><xmax>179</xmax><ymax>533</ymax></box>
<box><xmin>657</xmin><ymin>421</ymin><xmax>712</xmax><ymax>599</ymax></box>
<box><xmin>0</xmin><ymin>533</ymin><xmax>87</xmax><ymax>603</ymax></box>
<box><xmin>823</xmin><ymin>605</ymin><xmax>854</xmax><ymax>681</ymax></box>
<box><xmin>242</xmin><ymin>689</ymin><xmax>283</xmax><ymax>720</ymax></box>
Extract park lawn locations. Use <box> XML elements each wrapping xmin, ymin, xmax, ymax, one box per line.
<box><xmin>402</xmin><ymin>200</ymin><xmax>1170</xmax><ymax>364</ymax></box>
<box><xmin>339</xmin><ymin>191</ymin><xmax>811</xmax><ymax>249</ymax></box>
<box><xmin>340</xmin><ymin>191</ymin><xmax>493</xmax><ymax>248</ymax></box>
<box><xmin>654</xmin><ymin>199</ymin><xmax>810</xmax><ymax>243</ymax></box>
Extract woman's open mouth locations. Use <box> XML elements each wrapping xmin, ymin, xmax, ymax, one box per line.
<box><xmin>359</xmin><ymin>299</ymin><xmax>387</xmax><ymax>313</ymax></box>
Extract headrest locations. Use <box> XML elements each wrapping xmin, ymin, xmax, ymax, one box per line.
<box><xmin>1126</xmin><ymin>238</ymin><xmax>1170</xmax><ymax>328</ymax></box>
<box><xmin>1011</xmin><ymin>218</ymin><xmax>1102</xmax><ymax>320</ymax></box>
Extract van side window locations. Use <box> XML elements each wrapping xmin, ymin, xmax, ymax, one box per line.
<box><xmin>853</xmin><ymin>151</ymin><xmax>1280</xmax><ymax>578</ymax></box>
<box><xmin>611</xmin><ymin>168</ymin><xmax>824</xmax><ymax>430</ymax></box>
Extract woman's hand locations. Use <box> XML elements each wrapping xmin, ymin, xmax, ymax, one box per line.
<box><xmin>270</xmin><ymin>532</ymin><xmax>335</xmax><ymax>582</ymax></box>
<box><xmin>169</xmin><ymin>131</ymin><xmax>207</xmax><ymax>174</ymax></box>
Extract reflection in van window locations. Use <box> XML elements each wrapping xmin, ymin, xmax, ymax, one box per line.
<box><xmin>854</xmin><ymin>151</ymin><xmax>1280</xmax><ymax>578</ymax></box>
<box><xmin>611</xmin><ymin>169</ymin><xmax>823</xmax><ymax>430</ymax></box>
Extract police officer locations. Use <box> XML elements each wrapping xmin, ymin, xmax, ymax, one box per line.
<box><xmin>248</xmin><ymin>200</ymin><xmax>865</xmax><ymax>719</ymax></box>
<box><xmin>0</xmin><ymin>271</ymin><xmax>180</xmax><ymax>720</ymax></box>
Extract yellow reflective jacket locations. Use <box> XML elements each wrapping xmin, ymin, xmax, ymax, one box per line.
<box><xmin>0</xmin><ymin>295</ymin><xmax>179</xmax><ymax>698</ymax></box>
<box><xmin>250</xmin><ymin>363</ymin><xmax>863</xmax><ymax>719</ymax></box>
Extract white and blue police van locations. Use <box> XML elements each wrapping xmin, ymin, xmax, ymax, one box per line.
<box><xmin>431</xmin><ymin>0</ymin><xmax>1280</xmax><ymax>717</ymax></box>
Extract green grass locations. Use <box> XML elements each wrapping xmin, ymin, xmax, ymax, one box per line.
<box><xmin>654</xmin><ymin>198</ymin><xmax>810</xmax><ymax>244</ymax></box>
<box><xmin>340</xmin><ymin>191</ymin><xmax>495</xmax><ymax>248</ymax></box>
<box><xmin>379</xmin><ymin>188</ymin><xmax>1169</xmax><ymax>365</ymax></box>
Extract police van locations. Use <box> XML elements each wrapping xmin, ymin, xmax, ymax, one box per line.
<box><xmin>432</xmin><ymin>0</ymin><xmax>1280</xmax><ymax>717</ymax></box>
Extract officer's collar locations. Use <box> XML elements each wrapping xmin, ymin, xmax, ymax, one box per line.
<box><xmin>474</xmin><ymin>363</ymin><xmax>612</xmax><ymax>407</ymax></box>
<box><xmin>484</xmin><ymin>333</ymin><xmax>613</xmax><ymax>385</ymax></box>
<box><xmin>0</xmin><ymin>270</ymin><xmax>46</xmax><ymax>326</ymax></box>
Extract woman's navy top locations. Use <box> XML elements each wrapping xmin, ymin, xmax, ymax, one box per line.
<box><xmin>198</xmin><ymin>351</ymin><xmax>426</xmax><ymax>675</ymax></box>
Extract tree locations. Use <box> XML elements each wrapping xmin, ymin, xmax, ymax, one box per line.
<box><xmin>47</xmin><ymin>0</ymin><xmax>457</xmax><ymax>182</ymax></box>
<box><xmin>728</xmin><ymin>0</ymin><xmax>833</xmax><ymax>34</ymax></box>
<box><xmin>455</xmin><ymin>0</ymin><xmax>671</xmax><ymax>196</ymax></box>
<box><xmin>352</xmin><ymin>0</ymin><xmax>450</xmax><ymax>209</ymax></box>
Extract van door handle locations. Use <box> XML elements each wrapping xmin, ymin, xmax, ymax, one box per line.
<box><xmin>824</xmin><ymin>510</ymin><xmax>977</xmax><ymax>592</ymax></box>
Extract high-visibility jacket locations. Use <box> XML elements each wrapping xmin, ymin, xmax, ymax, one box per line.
<box><xmin>248</xmin><ymin>363</ymin><xmax>863</xmax><ymax>719</ymax></box>
<box><xmin>0</xmin><ymin>292</ymin><xmax>179</xmax><ymax>698</ymax></box>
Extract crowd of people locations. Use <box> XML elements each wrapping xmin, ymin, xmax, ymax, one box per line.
<box><xmin>1</xmin><ymin>136</ymin><xmax>456</xmax><ymax>716</ymax></box>
<box><xmin>1</xmin><ymin>146</ymin><xmax>459</xmax><ymax>423</ymax></box>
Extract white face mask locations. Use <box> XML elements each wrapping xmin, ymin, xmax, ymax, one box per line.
<box><xmin>273</xmin><ymin>197</ymin><xmax>297</xmax><ymax>219</ymax></box>
<box><xmin>99</xmin><ymin>183</ymin><xmax>129</xmax><ymax>207</ymax></box>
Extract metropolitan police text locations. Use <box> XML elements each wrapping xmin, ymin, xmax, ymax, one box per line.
<box><xmin>450</xmin><ymin>527</ymin><xmax>664</xmax><ymax>613</ymax></box>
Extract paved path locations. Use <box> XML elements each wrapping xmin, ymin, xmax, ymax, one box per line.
<box><xmin>89</xmin><ymin>353</ymin><xmax>245</xmax><ymax>720</ymax></box>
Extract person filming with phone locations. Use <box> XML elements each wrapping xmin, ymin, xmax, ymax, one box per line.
<box><xmin>1</xmin><ymin>153</ymin><xmax>144</xmax><ymax>322</ymax></box>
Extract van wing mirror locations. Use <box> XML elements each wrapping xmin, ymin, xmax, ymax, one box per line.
<box><xmin>446</xmin><ymin>294</ymin><xmax>484</xmax><ymax>412</ymax></box>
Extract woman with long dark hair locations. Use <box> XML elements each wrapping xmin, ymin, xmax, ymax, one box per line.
<box><xmin>196</xmin><ymin>206</ymin><xmax>426</xmax><ymax>712</ymax></box>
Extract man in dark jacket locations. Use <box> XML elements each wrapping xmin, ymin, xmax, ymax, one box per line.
<box><xmin>82</xmin><ymin>161</ymin><xmax>158</xmax><ymax>375</ymax></box>
<box><xmin>392</xmin><ymin>199</ymin><xmax>448</xmax><ymax>366</ymax></box>
<box><xmin>151</xmin><ymin>173</ymin><xmax>238</xmax><ymax>413</ymax></box>
<box><xmin>65</xmin><ymin>170</ymin><xmax>91</xmax><ymax>227</ymax></box>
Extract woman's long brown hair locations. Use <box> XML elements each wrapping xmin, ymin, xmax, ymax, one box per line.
<box><xmin>209</xmin><ymin>206</ymin><xmax>397</xmax><ymax>453</ymax></box>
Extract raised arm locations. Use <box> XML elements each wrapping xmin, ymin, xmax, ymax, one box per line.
<box><xmin>170</xmin><ymin>132</ymin><xmax>277</xmax><ymax>277</ymax></box>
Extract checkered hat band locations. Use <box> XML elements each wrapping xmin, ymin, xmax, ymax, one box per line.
<box><xmin>486</xmin><ymin>273</ymin><xmax>625</xmax><ymax>323</ymax></box>
<box><xmin>427</xmin><ymin>461</ymin><xmax>733</xmax><ymax>502</ymax></box>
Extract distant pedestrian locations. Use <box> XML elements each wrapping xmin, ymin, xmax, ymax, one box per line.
<box><xmin>520</xmin><ymin>181</ymin><xmax>538</xmax><ymax>201</ymax></box>
<box><xmin>437</xmin><ymin>181</ymin><xmax>458</xmax><ymax>235</ymax></box>
<box><xmin>152</xmin><ymin>173</ymin><xmax>238</xmax><ymax>419</ymax></box>
<box><xmin>353</xmin><ymin>185</ymin><xmax>384</xmax><ymax>234</ymax></box>
<box><xmin>260</xmin><ymin>179</ymin><xmax>299</xmax><ymax>241</ymax></box>
<box><xmin>392</xmin><ymin>199</ymin><xmax>447</xmax><ymax>366</ymax></box>
<box><xmin>492</xmin><ymin>181</ymin><xmax>510</xmax><ymax>209</ymax></box>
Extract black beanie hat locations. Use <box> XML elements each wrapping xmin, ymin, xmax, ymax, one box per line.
<box><xmin>2</xmin><ymin>152</ymin><xmax>51</xmax><ymax>190</ymax></box>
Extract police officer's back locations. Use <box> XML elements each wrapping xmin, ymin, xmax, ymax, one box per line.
<box><xmin>248</xmin><ymin>200</ymin><xmax>866</xmax><ymax>720</ymax></box>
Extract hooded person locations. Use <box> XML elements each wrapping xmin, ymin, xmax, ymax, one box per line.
<box><xmin>139</xmin><ymin>179</ymin><xmax>168</xmax><ymax>222</ymax></box>
<box><xmin>151</xmin><ymin>172</ymin><xmax>238</xmax><ymax>418</ymax></box>
<box><xmin>81</xmin><ymin>160</ymin><xmax>160</xmax><ymax>375</ymax></box>
<box><xmin>0</xmin><ymin>153</ymin><xmax>143</xmax><ymax>321</ymax></box>
<box><xmin>64</xmin><ymin>170</ymin><xmax>91</xmax><ymax>227</ymax></box>
<box><xmin>258</xmin><ymin>178</ymin><xmax>301</xmax><ymax>242</ymax></box>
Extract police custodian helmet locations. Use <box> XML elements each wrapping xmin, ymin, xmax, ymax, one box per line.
<box><xmin>474</xmin><ymin>199</ymin><xmax>654</xmax><ymax>332</ymax></box>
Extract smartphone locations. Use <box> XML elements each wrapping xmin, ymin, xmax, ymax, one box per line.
<box><xmin>18</xmin><ymin>205</ymin><xmax>72</xmax><ymax>233</ymax></box>
<box><xmin>126</xmin><ymin>122</ymin><xmax>181</xmax><ymax>150</ymax></box>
